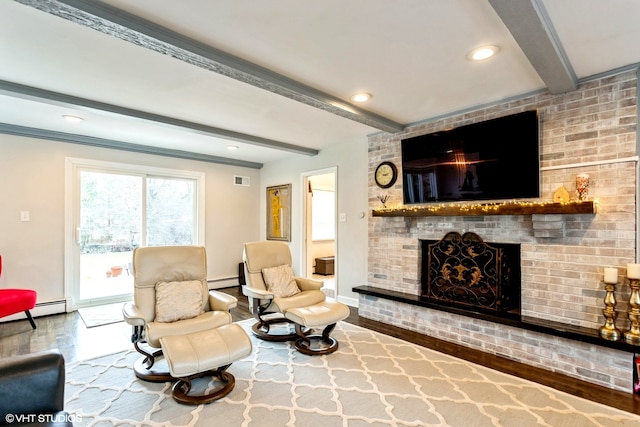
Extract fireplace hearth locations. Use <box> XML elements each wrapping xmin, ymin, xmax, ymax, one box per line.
<box><xmin>421</xmin><ymin>232</ymin><xmax>521</xmax><ymax>315</ymax></box>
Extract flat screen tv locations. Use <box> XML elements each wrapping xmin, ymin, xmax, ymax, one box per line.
<box><xmin>401</xmin><ymin>110</ymin><xmax>540</xmax><ymax>204</ymax></box>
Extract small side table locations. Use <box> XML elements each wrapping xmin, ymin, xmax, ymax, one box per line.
<box><xmin>315</xmin><ymin>256</ymin><xmax>334</xmax><ymax>275</ymax></box>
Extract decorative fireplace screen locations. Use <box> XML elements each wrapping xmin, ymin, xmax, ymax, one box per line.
<box><xmin>422</xmin><ymin>232</ymin><xmax>520</xmax><ymax>313</ymax></box>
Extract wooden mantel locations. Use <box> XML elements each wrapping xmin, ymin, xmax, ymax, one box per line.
<box><xmin>372</xmin><ymin>200</ymin><xmax>596</xmax><ymax>217</ymax></box>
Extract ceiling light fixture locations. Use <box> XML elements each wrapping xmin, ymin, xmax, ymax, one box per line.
<box><xmin>62</xmin><ymin>114</ymin><xmax>84</xmax><ymax>123</ymax></box>
<box><xmin>350</xmin><ymin>93</ymin><xmax>372</xmax><ymax>103</ymax></box>
<box><xmin>227</xmin><ymin>145</ymin><xmax>239</xmax><ymax>151</ymax></box>
<box><xmin>468</xmin><ymin>45</ymin><xmax>499</xmax><ymax>61</ymax></box>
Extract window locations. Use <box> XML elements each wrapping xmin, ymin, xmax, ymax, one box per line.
<box><xmin>146</xmin><ymin>176</ymin><xmax>196</xmax><ymax>246</ymax></box>
<box><xmin>311</xmin><ymin>190</ymin><xmax>335</xmax><ymax>240</ymax></box>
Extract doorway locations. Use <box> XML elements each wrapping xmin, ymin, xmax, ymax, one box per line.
<box><xmin>303</xmin><ymin>169</ymin><xmax>337</xmax><ymax>298</ymax></box>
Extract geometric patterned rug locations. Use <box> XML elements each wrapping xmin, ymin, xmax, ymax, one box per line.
<box><xmin>65</xmin><ymin>321</ymin><xmax>640</xmax><ymax>426</ymax></box>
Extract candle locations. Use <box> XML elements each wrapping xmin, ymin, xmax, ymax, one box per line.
<box><xmin>576</xmin><ymin>173</ymin><xmax>590</xmax><ymax>201</ymax></box>
<box><xmin>628</xmin><ymin>264</ymin><xmax>640</xmax><ymax>280</ymax></box>
<box><xmin>604</xmin><ymin>267</ymin><xmax>618</xmax><ymax>284</ymax></box>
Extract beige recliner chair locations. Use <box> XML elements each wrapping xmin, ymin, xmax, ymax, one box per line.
<box><xmin>242</xmin><ymin>240</ymin><xmax>326</xmax><ymax>341</ymax></box>
<box><xmin>122</xmin><ymin>245</ymin><xmax>252</xmax><ymax>404</ymax></box>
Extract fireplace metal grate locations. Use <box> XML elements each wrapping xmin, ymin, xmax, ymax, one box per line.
<box><xmin>422</xmin><ymin>232</ymin><xmax>520</xmax><ymax>313</ymax></box>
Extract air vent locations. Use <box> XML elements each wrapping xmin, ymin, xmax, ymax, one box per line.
<box><xmin>234</xmin><ymin>176</ymin><xmax>250</xmax><ymax>186</ymax></box>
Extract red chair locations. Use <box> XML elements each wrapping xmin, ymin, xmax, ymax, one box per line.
<box><xmin>0</xmin><ymin>256</ymin><xmax>37</xmax><ymax>329</ymax></box>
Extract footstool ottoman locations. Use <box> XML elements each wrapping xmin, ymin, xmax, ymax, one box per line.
<box><xmin>284</xmin><ymin>301</ymin><xmax>350</xmax><ymax>355</ymax></box>
<box><xmin>159</xmin><ymin>323</ymin><xmax>252</xmax><ymax>405</ymax></box>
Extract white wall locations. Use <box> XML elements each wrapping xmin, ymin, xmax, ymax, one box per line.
<box><xmin>0</xmin><ymin>134</ymin><xmax>261</xmax><ymax>311</ymax></box>
<box><xmin>260</xmin><ymin>138</ymin><xmax>369</xmax><ymax>306</ymax></box>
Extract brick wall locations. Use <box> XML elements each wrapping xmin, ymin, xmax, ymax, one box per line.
<box><xmin>364</xmin><ymin>69</ymin><xmax>638</xmax><ymax>391</ymax></box>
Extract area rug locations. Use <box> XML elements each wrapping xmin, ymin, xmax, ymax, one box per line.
<box><xmin>78</xmin><ymin>303</ymin><xmax>125</xmax><ymax>328</ymax></box>
<box><xmin>64</xmin><ymin>321</ymin><xmax>640</xmax><ymax>426</ymax></box>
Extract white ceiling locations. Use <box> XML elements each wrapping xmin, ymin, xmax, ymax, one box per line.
<box><xmin>1</xmin><ymin>0</ymin><xmax>639</xmax><ymax>168</ymax></box>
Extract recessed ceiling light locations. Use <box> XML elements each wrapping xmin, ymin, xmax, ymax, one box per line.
<box><xmin>467</xmin><ymin>45</ymin><xmax>499</xmax><ymax>61</ymax></box>
<box><xmin>227</xmin><ymin>145</ymin><xmax>239</xmax><ymax>151</ymax></box>
<box><xmin>62</xmin><ymin>114</ymin><xmax>84</xmax><ymax>123</ymax></box>
<box><xmin>350</xmin><ymin>93</ymin><xmax>372</xmax><ymax>103</ymax></box>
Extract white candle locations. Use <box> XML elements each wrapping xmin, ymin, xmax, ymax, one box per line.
<box><xmin>628</xmin><ymin>264</ymin><xmax>640</xmax><ymax>279</ymax></box>
<box><xmin>604</xmin><ymin>267</ymin><xmax>618</xmax><ymax>284</ymax></box>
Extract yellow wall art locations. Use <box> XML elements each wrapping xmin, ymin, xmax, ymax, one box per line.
<box><xmin>266</xmin><ymin>184</ymin><xmax>291</xmax><ymax>241</ymax></box>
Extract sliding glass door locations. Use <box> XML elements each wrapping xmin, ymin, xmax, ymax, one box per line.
<box><xmin>78</xmin><ymin>170</ymin><xmax>142</xmax><ymax>302</ymax></box>
<box><xmin>66</xmin><ymin>158</ymin><xmax>204</xmax><ymax>309</ymax></box>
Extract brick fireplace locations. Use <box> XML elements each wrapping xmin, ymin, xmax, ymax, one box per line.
<box><xmin>360</xmin><ymin>69</ymin><xmax>639</xmax><ymax>392</ymax></box>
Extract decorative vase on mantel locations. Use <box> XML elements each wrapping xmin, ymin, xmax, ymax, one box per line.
<box><xmin>377</xmin><ymin>194</ymin><xmax>389</xmax><ymax>208</ymax></box>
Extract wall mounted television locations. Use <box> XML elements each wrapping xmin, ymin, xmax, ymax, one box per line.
<box><xmin>401</xmin><ymin>110</ymin><xmax>540</xmax><ymax>204</ymax></box>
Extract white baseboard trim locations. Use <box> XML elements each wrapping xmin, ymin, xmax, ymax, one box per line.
<box><xmin>0</xmin><ymin>299</ymin><xmax>67</xmax><ymax>323</ymax></box>
<box><xmin>337</xmin><ymin>295</ymin><xmax>359</xmax><ymax>308</ymax></box>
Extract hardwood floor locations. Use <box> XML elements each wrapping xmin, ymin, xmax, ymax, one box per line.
<box><xmin>1</xmin><ymin>286</ymin><xmax>639</xmax><ymax>416</ymax></box>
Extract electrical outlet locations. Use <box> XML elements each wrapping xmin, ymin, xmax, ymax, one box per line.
<box><xmin>339</xmin><ymin>213</ymin><xmax>347</xmax><ymax>222</ymax></box>
<box><xmin>20</xmin><ymin>211</ymin><xmax>30</xmax><ymax>222</ymax></box>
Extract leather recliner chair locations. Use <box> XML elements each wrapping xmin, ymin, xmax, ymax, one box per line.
<box><xmin>122</xmin><ymin>245</ymin><xmax>253</xmax><ymax>405</ymax></box>
<box><xmin>242</xmin><ymin>240</ymin><xmax>326</xmax><ymax>341</ymax></box>
<box><xmin>122</xmin><ymin>245</ymin><xmax>239</xmax><ymax>382</ymax></box>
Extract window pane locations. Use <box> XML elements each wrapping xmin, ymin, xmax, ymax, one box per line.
<box><xmin>146</xmin><ymin>177</ymin><xmax>195</xmax><ymax>246</ymax></box>
<box><xmin>79</xmin><ymin>171</ymin><xmax>142</xmax><ymax>300</ymax></box>
<box><xmin>312</xmin><ymin>190</ymin><xmax>335</xmax><ymax>240</ymax></box>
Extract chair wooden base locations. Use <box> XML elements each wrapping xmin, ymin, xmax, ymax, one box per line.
<box><xmin>132</xmin><ymin>341</ymin><xmax>172</xmax><ymax>382</ymax></box>
<box><xmin>293</xmin><ymin>323</ymin><xmax>339</xmax><ymax>355</ymax></box>
<box><xmin>251</xmin><ymin>317</ymin><xmax>297</xmax><ymax>342</ymax></box>
<box><xmin>171</xmin><ymin>365</ymin><xmax>235</xmax><ymax>405</ymax></box>
<box><xmin>133</xmin><ymin>356</ymin><xmax>173</xmax><ymax>382</ymax></box>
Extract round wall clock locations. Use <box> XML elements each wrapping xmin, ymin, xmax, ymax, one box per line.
<box><xmin>374</xmin><ymin>161</ymin><xmax>398</xmax><ymax>188</ymax></box>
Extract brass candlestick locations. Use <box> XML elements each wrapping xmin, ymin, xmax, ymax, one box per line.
<box><xmin>625</xmin><ymin>278</ymin><xmax>640</xmax><ymax>345</ymax></box>
<box><xmin>599</xmin><ymin>280</ymin><xmax>621</xmax><ymax>341</ymax></box>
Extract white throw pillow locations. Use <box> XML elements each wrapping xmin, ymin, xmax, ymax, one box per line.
<box><xmin>261</xmin><ymin>264</ymin><xmax>301</xmax><ymax>298</ymax></box>
<box><xmin>155</xmin><ymin>280</ymin><xmax>204</xmax><ymax>323</ymax></box>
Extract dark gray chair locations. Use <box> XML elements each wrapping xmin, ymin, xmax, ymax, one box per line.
<box><xmin>0</xmin><ymin>350</ymin><xmax>72</xmax><ymax>426</ymax></box>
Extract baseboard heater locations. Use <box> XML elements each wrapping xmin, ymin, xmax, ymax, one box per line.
<box><xmin>0</xmin><ymin>299</ymin><xmax>67</xmax><ymax>323</ymax></box>
<box><xmin>207</xmin><ymin>276</ymin><xmax>241</xmax><ymax>290</ymax></box>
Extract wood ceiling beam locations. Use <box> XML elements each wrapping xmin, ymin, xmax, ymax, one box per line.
<box><xmin>489</xmin><ymin>0</ymin><xmax>577</xmax><ymax>94</ymax></box>
<box><xmin>0</xmin><ymin>79</ymin><xmax>318</xmax><ymax>157</ymax></box>
<box><xmin>0</xmin><ymin>122</ymin><xmax>264</xmax><ymax>169</ymax></box>
<box><xmin>17</xmin><ymin>0</ymin><xmax>405</xmax><ymax>134</ymax></box>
